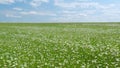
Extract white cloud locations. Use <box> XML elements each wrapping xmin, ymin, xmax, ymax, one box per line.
<box><xmin>54</xmin><ymin>0</ymin><xmax>98</xmax><ymax>9</ymax></box>
<box><xmin>51</xmin><ymin>11</ymin><xmax>88</xmax><ymax>22</ymax></box>
<box><xmin>21</xmin><ymin>11</ymin><xmax>37</xmax><ymax>15</ymax></box>
<box><xmin>6</xmin><ymin>14</ymin><xmax>21</xmax><ymax>18</ymax></box>
<box><xmin>20</xmin><ymin>11</ymin><xmax>56</xmax><ymax>16</ymax></box>
<box><xmin>0</xmin><ymin>0</ymin><xmax>15</xmax><ymax>4</ymax></box>
<box><xmin>59</xmin><ymin>10</ymin><xmax>97</xmax><ymax>18</ymax></box>
<box><xmin>2</xmin><ymin>10</ymin><xmax>22</xmax><ymax>18</ymax></box>
<box><xmin>30</xmin><ymin>0</ymin><xmax>49</xmax><ymax>7</ymax></box>
<box><xmin>13</xmin><ymin>7</ymin><xmax>23</xmax><ymax>11</ymax></box>
<box><xmin>54</xmin><ymin>0</ymin><xmax>116</xmax><ymax>10</ymax></box>
<box><xmin>0</xmin><ymin>0</ymin><xmax>25</xmax><ymax>4</ymax></box>
<box><xmin>61</xmin><ymin>12</ymin><xmax>87</xmax><ymax>17</ymax></box>
<box><xmin>51</xmin><ymin>2</ymin><xmax>120</xmax><ymax>22</ymax></box>
<box><xmin>52</xmin><ymin>0</ymin><xmax>120</xmax><ymax>22</ymax></box>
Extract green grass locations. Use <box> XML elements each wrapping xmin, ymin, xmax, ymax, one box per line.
<box><xmin>0</xmin><ymin>23</ymin><xmax>120</xmax><ymax>68</ymax></box>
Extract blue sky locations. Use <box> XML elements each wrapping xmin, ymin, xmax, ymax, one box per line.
<box><xmin>0</xmin><ymin>0</ymin><xmax>120</xmax><ymax>22</ymax></box>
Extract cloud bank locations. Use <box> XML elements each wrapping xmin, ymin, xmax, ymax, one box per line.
<box><xmin>0</xmin><ymin>0</ymin><xmax>120</xmax><ymax>22</ymax></box>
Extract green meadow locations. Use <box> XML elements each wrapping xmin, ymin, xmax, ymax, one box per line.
<box><xmin>0</xmin><ymin>23</ymin><xmax>120</xmax><ymax>68</ymax></box>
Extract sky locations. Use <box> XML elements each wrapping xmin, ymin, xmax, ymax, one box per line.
<box><xmin>0</xmin><ymin>0</ymin><xmax>120</xmax><ymax>22</ymax></box>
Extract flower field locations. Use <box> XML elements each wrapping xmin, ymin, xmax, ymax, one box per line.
<box><xmin>0</xmin><ymin>23</ymin><xmax>120</xmax><ymax>68</ymax></box>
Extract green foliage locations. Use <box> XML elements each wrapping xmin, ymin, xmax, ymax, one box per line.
<box><xmin>0</xmin><ymin>23</ymin><xmax>120</xmax><ymax>68</ymax></box>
